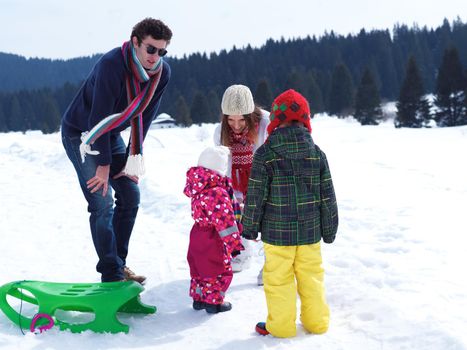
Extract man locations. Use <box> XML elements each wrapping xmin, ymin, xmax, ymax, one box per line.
<box><xmin>61</xmin><ymin>18</ymin><xmax>172</xmax><ymax>283</ymax></box>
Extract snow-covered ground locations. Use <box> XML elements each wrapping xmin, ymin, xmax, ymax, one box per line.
<box><xmin>1</xmin><ymin>115</ymin><xmax>466</xmax><ymax>349</ymax></box>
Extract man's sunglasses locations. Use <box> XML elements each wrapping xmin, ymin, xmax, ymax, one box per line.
<box><xmin>143</xmin><ymin>43</ymin><xmax>168</xmax><ymax>57</ymax></box>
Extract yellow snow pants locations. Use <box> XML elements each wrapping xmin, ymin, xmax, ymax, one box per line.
<box><xmin>263</xmin><ymin>242</ymin><xmax>329</xmax><ymax>338</ymax></box>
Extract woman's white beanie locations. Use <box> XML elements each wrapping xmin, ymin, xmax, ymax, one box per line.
<box><xmin>221</xmin><ymin>84</ymin><xmax>255</xmax><ymax>115</ymax></box>
<box><xmin>197</xmin><ymin>146</ymin><xmax>230</xmax><ymax>177</ymax></box>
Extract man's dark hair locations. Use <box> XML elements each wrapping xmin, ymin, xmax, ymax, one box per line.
<box><xmin>131</xmin><ymin>18</ymin><xmax>173</xmax><ymax>44</ymax></box>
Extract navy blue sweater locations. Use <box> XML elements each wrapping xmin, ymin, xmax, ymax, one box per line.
<box><xmin>61</xmin><ymin>47</ymin><xmax>171</xmax><ymax>165</ymax></box>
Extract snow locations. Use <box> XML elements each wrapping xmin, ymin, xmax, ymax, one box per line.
<box><xmin>1</xmin><ymin>115</ymin><xmax>466</xmax><ymax>349</ymax></box>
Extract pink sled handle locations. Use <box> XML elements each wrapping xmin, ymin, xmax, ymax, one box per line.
<box><xmin>30</xmin><ymin>313</ymin><xmax>54</xmax><ymax>333</ymax></box>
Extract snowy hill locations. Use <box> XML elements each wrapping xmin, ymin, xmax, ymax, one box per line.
<box><xmin>1</xmin><ymin>116</ymin><xmax>466</xmax><ymax>350</ymax></box>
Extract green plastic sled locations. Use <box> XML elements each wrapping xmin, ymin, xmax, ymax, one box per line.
<box><xmin>0</xmin><ymin>280</ymin><xmax>156</xmax><ymax>334</ymax></box>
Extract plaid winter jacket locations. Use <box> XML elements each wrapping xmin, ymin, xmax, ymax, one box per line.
<box><xmin>241</xmin><ymin>125</ymin><xmax>338</xmax><ymax>246</ymax></box>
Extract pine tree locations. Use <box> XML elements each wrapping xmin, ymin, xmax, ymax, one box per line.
<box><xmin>354</xmin><ymin>68</ymin><xmax>382</xmax><ymax>125</ymax></box>
<box><xmin>40</xmin><ymin>95</ymin><xmax>61</xmax><ymax>133</ymax></box>
<box><xmin>434</xmin><ymin>47</ymin><xmax>466</xmax><ymax>126</ymax></box>
<box><xmin>464</xmin><ymin>69</ymin><xmax>467</xmax><ymax>125</ymax></box>
<box><xmin>54</xmin><ymin>82</ymin><xmax>79</xmax><ymax>112</ymax></box>
<box><xmin>174</xmin><ymin>95</ymin><xmax>192</xmax><ymax>127</ymax></box>
<box><xmin>206</xmin><ymin>89</ymin><xmax>221</xmax><ymax>123</ymax></box>
<box><xmin>313</xmin><ymin>70</ymin><xmax>332</xmax><ymax>112</ymax></box>
<box><xmin>0</xmin><ymin>102</ymin><xmax>6</xmax><ymax>132</ymax></box>
<box><xmin>285</xmin><ymin>69</ymin><xmax>308</xmax><ymax>96</ymax></box>
<box><xmin>395</xmin><ymin>56</ymin><xmax>432</xmax><ymax>128</ymax></box>
<box><xmin>419</xmin><ymin>97</ymin><xmax>432</xmax><ymax>126</ymax></box>
<box><xmin>18</xmin><ymin>92</ymin><xmax>37</xmax><ymax>130</ymax></box>
<box><xmin>255</xmin><ymin>79</ymin><xmax>273</xmax><ymax>109</ymax></box>
<box><xmin>190</xmin><ymin>91</ymin><xmax>211</xmax><ymax>124</ymax></box>
<box><xmin>7</xmin><ymin>96</ymin><xmax>23</xmax><ymax>131</ymax></box>
<box><xmin>329</xmin><ymin>63</ymin><xmax>355</xmax><ymax>117</ymax></box>
<box><xmin>305</xmin><ymin>71</ymin><xmax>324</xmax><ymax>113</ymax></box>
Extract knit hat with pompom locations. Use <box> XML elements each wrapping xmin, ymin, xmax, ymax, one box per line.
<box><xmin>267</xmin><ymin>89</ymin><xmax>311</xmax><ymax>134</ymax></box>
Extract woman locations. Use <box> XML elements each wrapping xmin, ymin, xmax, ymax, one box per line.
<box><xmin>213</xmin><ymin>84</ymin><xmax>269</xmax><ymax>283</ymax></box>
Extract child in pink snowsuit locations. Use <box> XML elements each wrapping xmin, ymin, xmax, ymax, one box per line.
<box><xmin>183</xmin><ymin>146</ymin><xmax>244</xmax><ymax>314</ymax></box>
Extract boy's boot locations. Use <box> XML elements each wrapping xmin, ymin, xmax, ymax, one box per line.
<box><xmin>255</xmin><ymin>322</ymin><xmax>270</xmax><ymax>335</ymax></box>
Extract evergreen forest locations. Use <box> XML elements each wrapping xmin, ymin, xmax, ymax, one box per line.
<box><xmin>0</xmin><ymin>18</ymin><xmax>466</xmax><ymax>133</ymax></box>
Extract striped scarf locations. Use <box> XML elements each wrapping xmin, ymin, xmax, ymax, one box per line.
<box><xmin>230</xmin><ymin>129</ymin><xmax>254</xmax><ymax>196</ymax></box>
<box><xmin>227</xmin><ymin>178</ymin><xmax>242</xmax><ymax>222</ymax></box>
<box><xmin>79</xmin><ymin>40</ymin><xmax>164</xmax><ymax>176</ymax></box>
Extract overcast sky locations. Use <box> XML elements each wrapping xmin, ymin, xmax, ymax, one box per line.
<box><xmin>1</xmin><ymin>0</ymin><xmax>466</xmax><ymax>60</ymax></box>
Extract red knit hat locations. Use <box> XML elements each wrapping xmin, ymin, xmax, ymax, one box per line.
<box><xmin>267</xmin><ymin>89</ymin><xmax>312</xmax><ymax>135</ymax></box>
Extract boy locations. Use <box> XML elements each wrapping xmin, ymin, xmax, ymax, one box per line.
<box><xmin>241</xmin><ymin>89</ymin><xmax>338</xmax><ymax>337</ymax></box>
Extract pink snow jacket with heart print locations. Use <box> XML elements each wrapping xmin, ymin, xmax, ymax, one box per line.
<box><xmin>184</xmin><ymin>166</ymin><xmax>244</xmax><ymax>255</ymax></box>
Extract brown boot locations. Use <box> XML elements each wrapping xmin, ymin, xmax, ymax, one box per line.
<box><xmin>123</xmin><ymin>266</ymin><xmax>146</xmax><ymax>284</ymax></box>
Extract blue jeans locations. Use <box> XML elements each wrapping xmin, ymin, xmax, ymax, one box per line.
<box><xmin>62</xmin><ymin>133</ymin><xmax>140</xmax><ymax>282</ymax></box>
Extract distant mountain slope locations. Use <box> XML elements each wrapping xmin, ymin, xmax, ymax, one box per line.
<box><xmin>0</xmin><ymin>52</ymin><xmax>100</xmax><ymax>92</ymax></box>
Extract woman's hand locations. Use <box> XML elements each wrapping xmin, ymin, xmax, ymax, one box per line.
<box><xmin>87</xmin><ymin>165</ymin><xmax>110</xmax><ymax>196</ymax></box>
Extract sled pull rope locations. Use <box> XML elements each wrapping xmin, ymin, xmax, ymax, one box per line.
<box><xmin>13</xmin><ymin>282</ymin><xmax>53</xmax><ymax>334</ymax></box>
<box><xmin>15</xmin><ymin>282</ymin><xmax>25</xmax><ymax>335</ymax></box>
